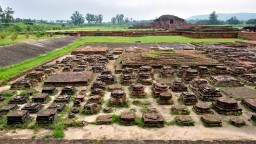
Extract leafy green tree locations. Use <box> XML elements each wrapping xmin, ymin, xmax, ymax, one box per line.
<box><xmin>71</xmin><ymin>11</ymin><xmax>84</xmax><ymax>25</ymax></box>
<box><xmin>111</xmin><ymin>17</ymin><xmax>117</xmax><ymax>24</ymax></box>
<box><xmin>97</xmin><ymin>14</ymin><xmax>103</xmax><ymax>24</ymax></box>
<box><xmin>116</xmin><ymin>14</ymin><xmax>124</xmax><ymax>24</ymax></box>
<box><xmin>0</xmin><ymin>6</ymin><xmax>3</xmax><ymax>23</ymax></box>
<box><xmin>246</xmin><ymin>19</ymin><xmax>256</xmax><ymax>25</ymax></box>
<box><xmin>111</xmin><ymin>14</ymin><xmax>126</xmax><ymax>24</ymax></box>
<box><xmin>125</xmin><ymin>17</ymin><xmax>130</xmax><ymax>24</ymax></box>
<box><xmin>11</xmin><ymin>33</ymin><xmax>18</xmax><ymax>41</ymax></box>
<box><xmin>227</xmin><ymin>17</ymin><xmax>241</xmax><ymax>25</ymax></box>
<box><xmin>2</xmin><ymin>7</ymin><xmax>15</xmax><ymax>24</ymax></box>
<box><xmin>85</xmin><ymin>13</ymin><xmax>95</xmax><ymax>24</ymax></box>
<box><xmin>209</xmin><ymin>11</ymin><xmax>218</xmax><ymax>25</ymax></box>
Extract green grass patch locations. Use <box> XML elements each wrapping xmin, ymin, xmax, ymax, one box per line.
<box><xmin>173</xmin><ymin>116</ymin><xmax>195</xmax><ymax>126</ymax></box>
<box><xmin>53</xmin><ymin>130</ymin><xmax>65</xmax><ymax>138</ymax></box>
<box><xmin>83</xmin><ymin>36</ymin><xmax>239</xmax><ymax>43</ymax></box>
<box><xmin>0</xmin><ymin>34</ymin><xmax>60</xmax><ymax>46</ymax></box>
<box><xmin>147</xmin><ymin>53</ymin><xmax>157</xmax><ymax>59</ymax></box>
<box><xmin>0</xmin><ymin>90</ymin><xmax>17</xmax><ymax>97</ymax></box>
<box><xmin>0</xmin><ymin>37</ymin><xmax>87</xmax><ymax>83</ymax></box>
<box><xmin>112</xmin><ymin>114</ymin><xmax>121</xmax><ymax>123</ymax></box>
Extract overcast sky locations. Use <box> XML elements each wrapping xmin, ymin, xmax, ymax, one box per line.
<box><xmin>1</xmin><ymin>0</ymin><xmax>256</xmax><ymax>21</ymax></box>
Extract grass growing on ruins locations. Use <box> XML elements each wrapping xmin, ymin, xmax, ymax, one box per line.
<box><xmin>83</xmin><ymin>36</ymin><xmax>240</xmax><ymax>43</ymax></box>
<box><xmin>173</xmin><ymin>116</ymin><xmax>195</xmax><ymax>126</ymax></box>
<box><xmin>147</xmin><ymin>53</ymin><xmax>157</xmax><ymax>59</ymax></box>
<box><xmin>0</xmin><ymin>37</ymin><xmax>87</xmax><ymax>84</ymax></box>
<box><xmin>0</xmin><ymin>34</ymin><xmax>60</xmax><ymax>46</ymax></box>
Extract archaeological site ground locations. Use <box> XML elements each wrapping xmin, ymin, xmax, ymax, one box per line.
<box><xmin>0</xmin><ymin>10</ymin><xmax>256</xmax><ymax>143</ymax></box>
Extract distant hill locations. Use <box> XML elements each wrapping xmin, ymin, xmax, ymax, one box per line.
<box><xmin>187</xmin><ymin>13</ymin><xmax>256</xmax><ymax>21</ymax></box>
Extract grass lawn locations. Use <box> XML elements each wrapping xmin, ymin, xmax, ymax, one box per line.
<box><xmin>0</xmin><ymin>34</ymin><xmax>60</xmax><ymax>46</ymax></box>
<box><xmin>83</xmin><ymin>36</ymin><xmax>240</xmax><ymax>43</ymax></box>
<box><xmin>0</xmin><ymin>37</ymin><xmax>87</xmax><ymax>83</ymax></box>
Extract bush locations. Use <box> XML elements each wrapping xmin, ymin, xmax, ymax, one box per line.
<box><xmin>0</xmin><ymin>32</ymin><xmax>8</xmax><ymax>40</ymax></box>
<box><xmin>11</xmin><ymin>33</ymin><xmax>19</xmax><ymax>41</ymax></box>
<box><xmin>36</xmin><ymin>31</ymin><xmax>46</xmax><ymax>39</ymax></box>
<box><xmin>25</xmin><ymin>32</ymin><xmax>30</xmax><ymax>39</ymax></box>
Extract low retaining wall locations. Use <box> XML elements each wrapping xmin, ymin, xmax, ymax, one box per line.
<box><xmin>182</xmin><ymin>31</ymin><xmax>238</xmax><ymax>38</ymax></box>
<box><xmin>238</xmin><ymin>32</ymin><xmax>256</xmax><ymax>41</ymax></box>
<box><xmin>50</xmin><ymin>30</ymin><xmax>239</xmax><ymax>38</ymax></box>
<box><xmin>77</xmin><ymin>31</ymin><xmax>181</xmax><ymax>37</ymax></box>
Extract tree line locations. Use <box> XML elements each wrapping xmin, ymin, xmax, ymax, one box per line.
<box><xmin>71</xmin><ymin>11</ymin><xmax>134</xmax><ymax>25</ymax></box>
<box><xmin>0</xmin><ymin>6</ymin><xmax>14</xmax><ymax>24</ymax></box>
<box><xmin>189</xmin><ymin>11</ymin><xmax>256</xmax><ymax>25</ymax></box>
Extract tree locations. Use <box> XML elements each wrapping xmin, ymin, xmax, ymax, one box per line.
<box><xmin>111</xmin><ymin>17</ymin><xmax>117</xmax><ymax>24</ymax></box>
<box><xmin>71</xmin><ymin>11</ymin><xmax>84</xmax><ymax>25</ymax></box>
<box><xmin>209</xmin><ymin>11</ymin><xmax>218</xmax><ymax>25</ymax></box>
<box><xmin>125</xmin><ymin>17</ymin><xmax>130</xmax><ymax>24</ymax></box>
<box><xmin>226</xmin><ymin>17</ymin><xmax>241</xmax><ymax>25</ymax></box>
<box><xmin>86</xmin><ymin>13</ymin><xmax>95</xmax><ymax>24</ymax></box>
<box><xmin>2</xmin><ymin>7</ymin><xmax>14</xmax><ymax>23</ymax></box>
<box><xmin>116</xmin><ymin>14</ymin><xmax>124</xmax><ymax>24</ymax></box>
<box><xmin>0</xmin><ymin>6</ymin><xmax>3</xmax><ymax>23</ymax></box>
<box><xmin>111</xmin><ymin>14</ymin><xmax>125</xmax><ymax>24</ymax></box>
<box><xmin>246</xmin><ymin>19</ymin><xmax>256</xmax><ymax>25</ymax></box>
<box><xmin>97</xmin><ymin>14</ymin><xmax>103</xmax><ymax>24</ymax></box>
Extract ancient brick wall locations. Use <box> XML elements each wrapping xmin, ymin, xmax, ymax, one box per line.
<box><xmin>66</xmin><ymin>31</ymin><xmax>182</xmax><ymax>37</ymax></box>
<box><xmin>64</xmin><ymin>30</ymin><xmax>238</xmax><ymax>38</ymax></box>
<box><xmin>182</xmin><ymin>32</ymin><xmax>238</xmax><ymax>38</ymax></box>
<box><xmin>238</xmin><ymin>32</ymin><xmax>256</xmax><ymax>41</ymax></box>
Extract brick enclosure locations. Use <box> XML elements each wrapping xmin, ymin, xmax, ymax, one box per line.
<box><xmin>238</xmin><ymin>32</ymin><xmax>256</xmax><ymax>41</ymax></box>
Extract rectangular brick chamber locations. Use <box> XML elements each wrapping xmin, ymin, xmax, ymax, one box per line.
<box><xmin>44</xmin><ymin>72</ymin><xmax>92</xmax><ymax>86</ymax></box>
<box><xmin>71</xmin><ymin>47</ymin><xmax>109</xmax><ymax>55</ymax></box>
<box><xmin>122</xmin><ymin>49</ymin><xmax>219</xmax><ymax>68</ymax></box>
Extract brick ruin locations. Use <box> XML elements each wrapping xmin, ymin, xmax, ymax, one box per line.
<box><xmin>2</xmin><ymin>42</ymin><xmax>256</xmax><ymax>138</ymax></box>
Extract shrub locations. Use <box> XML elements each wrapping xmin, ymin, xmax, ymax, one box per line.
<box><xmin>11</xmin><ymin>33</ymin><xmax>19</xmax><ymax>41</ymax></box>
<box><xmin>36</xmin><ymin>31</ymin><xmax>46</xmax><ymax>39</ymax></box>
<box><xmin>25</xmin><ymin>32</ymin><xmax>30</xmax><ymax>39</ymax></box>
<box><xmin>0</xmin><ymin>32</ymin><xmax>8</xmax><ymax>40</ymax></box>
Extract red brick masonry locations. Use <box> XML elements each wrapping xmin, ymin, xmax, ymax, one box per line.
<box><xmin>238</xmin><ymin>32</ymin><xmax>256</xmax><ymax>41</ymax></box>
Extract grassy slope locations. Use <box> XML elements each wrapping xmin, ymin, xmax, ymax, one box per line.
<box><xmin>0</xmin><ymin>37</ymin><xmax>87</xmax><ymax>82</ymax></box>
<box><xmin>0</xmin><ymin>35</ymin><xmax>240</xmax><ymax>83</ymax></box>
<box><xmin>83</xmin><ymin>36</ymin><xmax>239</xmax><ymax>43</ymax></box>
<box><xmin>0</xmin><ymin>34</ymin><xmax>60</xmax><ymax>46</ymax></box>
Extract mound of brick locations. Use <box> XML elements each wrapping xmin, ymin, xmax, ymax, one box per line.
<box><xmin>44</xmin><ymin>72</ymin><xmax>92</xmax><ymax>86</ymax></box>
<box><xmin>71</xmin><ymin>47</ymin><xmax>109</xmax><ymax>55</ymax></box>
